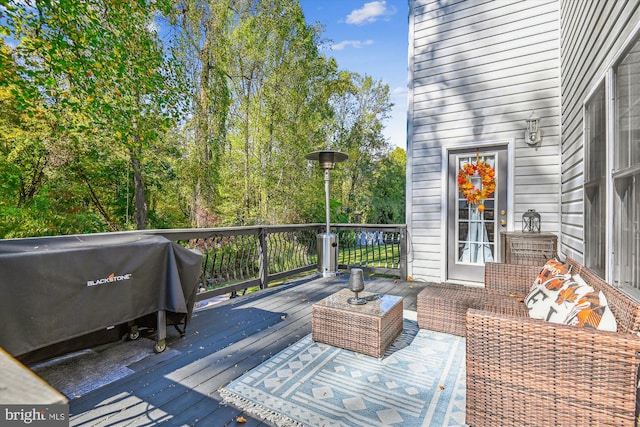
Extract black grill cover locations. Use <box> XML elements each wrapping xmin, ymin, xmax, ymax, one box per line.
<box><xmin>0</xmin><ymin>234</ymin><xmax>202</xmax><ymax>356</ymax></box>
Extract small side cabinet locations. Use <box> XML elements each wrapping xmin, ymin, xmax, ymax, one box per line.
<box><xmin>500</xmin><ymin>231</ymin><xmax>558</xmax><ymax>266</ymax></box>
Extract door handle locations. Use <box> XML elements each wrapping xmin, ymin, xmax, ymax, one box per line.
<box><xmin>500</xmin><ymin>210</ymin><xmax>506</xmax><ymax>227</ymax></box>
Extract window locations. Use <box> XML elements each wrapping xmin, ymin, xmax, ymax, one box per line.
<box><xmin>584</xmin><ymin>84</ymin><xmax>606</xmax><ymax>277</ymax></box>
<box><xmin>613</xmin><ymin>39</ymin><xmax>640</xmax><ymax>291</ymax></box>
<box><xmin>582</xmin><ymin>30</ymin><xmax>640</xmax><ymax>296</ymax></box>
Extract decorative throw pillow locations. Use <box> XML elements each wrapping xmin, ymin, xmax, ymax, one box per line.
<box><xmin>546</xmin><ymin>274</ymin><xmax>595</xmax><ymax>324</ymax></box>
<box><xmin>525</xmin><ymin>258</ymin><xmax>573</xmax><ymax>320</ymax></box>
<box><xmin>526</xmin><ymin>274</ymin><xmax>582</xmax><ymax>321</ymax></box>
<box><xmin>562</xmin><ymin>284</ymin><xmax>617</xmax><ymax>332</ymax></box>
<box><xmin>531</xmin><ymin>258</ymin><xmax>572</xmax><ymax>289</ymax></box>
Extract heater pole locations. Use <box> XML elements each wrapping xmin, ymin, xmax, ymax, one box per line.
<box><xmin>304</xmin><ymin>150</ymin><xmax>348</xmax><ymax>277</ymax></box>
<box><xmin>324</xmin><ymin>169</ymin><xmax>331</xmax><ymax>234</ymax></box>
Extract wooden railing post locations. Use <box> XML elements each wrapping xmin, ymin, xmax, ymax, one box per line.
<box><xmin>259</xmin><ymin>227</ymin><xmax>268</xmax><ymax>289</ymax></box>
<box><xmin>399</xmin><ymin>227</ymin><xmax>408</xmax><ymax>280</ymax></box>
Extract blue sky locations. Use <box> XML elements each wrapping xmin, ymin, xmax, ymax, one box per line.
<box><xmin>299</xmin><ymin>1</ymin><xmax>409</xmax><ymax>150</ymax></box>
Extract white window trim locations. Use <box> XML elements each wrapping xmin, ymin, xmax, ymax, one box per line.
<box><xmin>582</xmin><ymin>77</ymin><xmax>607</xmax><ymax>275</ymax></box>
<box><xmin>605</xmin><ymin>69</ymin><xmax>614</xmax><ymax>284</ymax></box>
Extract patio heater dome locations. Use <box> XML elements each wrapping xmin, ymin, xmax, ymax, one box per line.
<box><xmin>305</xmin><ymin>150</ymin><xmax>348</xmax><ymax>277</ymax></box>
<box><xmin>306</xmin><ymin>150</ymin><xmax>348</xmax><ymax>170</ymax></box>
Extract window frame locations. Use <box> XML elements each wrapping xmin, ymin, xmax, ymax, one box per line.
<box><xmin>612</xmin><ymin>41</ymin><xmax>640</xmax><ymax>295</ymax></box>
<box><xmin>583</xmin><ymin>32</ymin><xmax>640</xmax><ymax>297</ymax></box>
<box><xmin>583</xmin><ymin>80</ymin><xmax>608</xmax><ymax>279</ymax></box>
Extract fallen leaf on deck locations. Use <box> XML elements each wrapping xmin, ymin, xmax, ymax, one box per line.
<box><xmin>236</xmin><ymin>416</ymin><xmax>247</xmax><ymax>423</ymax></box>
<box><xmin>439</xmin><ymin>385</ymin><xmax>445</xmax><ymax>390</ymax></box>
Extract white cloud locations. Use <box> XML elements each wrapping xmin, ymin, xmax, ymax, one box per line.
<box><xmin>346</xmin><ymin>1</ymin><xmax>396</xmax><ymax>26</ymax></box>
<box><xmin>391</xmin><ymin>85</ymin><xmax>407</xmax><ymax>100</ymax></box>
<box><xmin>330</xmin><ymin>39</ymin><xmax>374</xmax><ymax>51</ymax></box>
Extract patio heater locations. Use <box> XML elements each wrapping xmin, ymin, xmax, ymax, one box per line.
<box><xmin>305</xmin><ymin>150</ymin><xmax>349</xmax><ymax>277</ymax></box>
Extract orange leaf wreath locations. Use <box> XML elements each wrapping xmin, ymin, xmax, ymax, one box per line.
<box><xmin>457</xmin><ymin>161</ymin><xmax>496</xmax><ymax>205</ymax></box>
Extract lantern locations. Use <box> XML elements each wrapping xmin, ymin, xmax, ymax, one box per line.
<box><xmin>522</xmin><ymin>209</ymin><xmax>541</xmax><ymax>233</ymax></box>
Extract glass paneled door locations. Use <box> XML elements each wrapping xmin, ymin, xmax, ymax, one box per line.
<box><xmin>447</xmin><ymin>147</ymin><xmax>508</xmax><ymax>283</ymax></box>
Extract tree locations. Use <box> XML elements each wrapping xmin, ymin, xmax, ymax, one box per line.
<box><xmin>0</xmin><ymin>41</ymin><xmax>47</xmax><ymax>208</ymax></box>
<box><xmin>212</xmin><ymin>0</ymin><xmax>338</xmax><ymax>225</ymax></box>
<box><xmin>2</xmin><ymin>0</ymin><xmax>188</xmax><ymax>230</ymax></box>
<box><xmin>0</xmin><ymin>0</ymin><xmax>405</xmax><ymax>238</ymax></box>
<box><xmin>367</xmin><ymin>147</ymin><xmax>406</xmax><ymax>224</ymax></box>
<box><xmin>172</xmin><ymin>0</ymin><xmax>231</xmax><ymax>227</ymax></box>
<box><xmin>323</xmin><ymin>72</ymin><xmax>394</xmax><ymax>222</ymax></box>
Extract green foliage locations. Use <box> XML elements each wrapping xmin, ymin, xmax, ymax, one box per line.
<box><xmin>0</xmin><ymin>189</ymin><xmax>108</xmax><ymax>238</ymax></box>
<box><xmin>0</xmin><ymin>0</ymin><xmax>404</xmax><ymax>239</ymax></box>
<box><xmin>367</xmin><ymin>147</ymin><xmax>407</xmax><ymax>224</ymax></box>
<box><xmin>2</xmin><ymin>0</ymin><xmax>189</xmax><ymax>231</ymax></box>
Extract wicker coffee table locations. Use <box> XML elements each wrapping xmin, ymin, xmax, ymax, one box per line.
<box><xmin>312</xmin><ymin>289</ymin><xmax>403</xmax><ymax>358</ymax></box>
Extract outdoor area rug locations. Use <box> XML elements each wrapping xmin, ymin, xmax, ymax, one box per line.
<box><xmin>220</xmin><ymin>317</ymin><xmax>466</xmax><ymax>426</ymax></box>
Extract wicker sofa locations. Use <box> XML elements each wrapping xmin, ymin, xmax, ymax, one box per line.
<box><xmin>417</xmin><ymin>257</ymin><xmax>640</xmax><ymax>427</ymax></box>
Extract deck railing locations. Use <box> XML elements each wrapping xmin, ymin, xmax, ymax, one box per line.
<box><xmin>146</xmin><ymin>224</ymin><xmax>407</xmax><ymax>303</ymax></box>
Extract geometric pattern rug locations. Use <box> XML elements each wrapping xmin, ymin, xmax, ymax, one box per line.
<box><xmin>220</xmin><ymin>318</ymin><xmax>466</xmax><ymax>426</ymax></box>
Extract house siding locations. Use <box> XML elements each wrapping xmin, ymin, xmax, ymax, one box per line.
<box><xmin>407</xmin><ymin>0</ymin><xmax>561</xmax><ymax>282</ymax></box>
<box><xmin>559</xmin><ymin>0</ymin><xmax>640</xmax><ymax>262</ymax></box>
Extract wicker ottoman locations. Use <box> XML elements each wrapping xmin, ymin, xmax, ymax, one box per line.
<box><xmin>312</xmin><ymin>289</ymin><xmax>403</xmax><ymax>358</ymax></box>
<box><xmin>417</xmin><ymin>284</ymin><xmax>487</xmax><ymax>337</ymax></box>
<box><xmin>417</xmin><ymin>284</ymin><xmax>531</xmax><ymax>336</ymax></box>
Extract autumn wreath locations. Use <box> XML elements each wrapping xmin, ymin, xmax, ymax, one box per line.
<box><xmin>457</xmin><ymin>160</ymin><xmax>496</xmax><ymax>209</ymax></box>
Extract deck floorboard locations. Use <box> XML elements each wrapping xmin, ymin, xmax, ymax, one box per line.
<box><xmin>62</xmin><ymin>274</ymin><xmax>430</xmax><ymax>426</ymax></box>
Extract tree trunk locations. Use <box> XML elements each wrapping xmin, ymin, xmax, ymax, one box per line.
<box><xmin>130</xmin><ymin>142</ymin><xmax>147</xmax><ymax>230</ymax></box>
<box><xmin>244</xmin><ymin>78</ymin><xmax>251</xmax><ymax>224</ymax></box>
<box><xmin>191</xmin><ymin>40</ymin><xmax>211</xmax><ymax>228</ymax></box>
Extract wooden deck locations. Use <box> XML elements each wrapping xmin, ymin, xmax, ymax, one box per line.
<box><xmin>65</xmin><ymin>274</ymin><xmax>430</xmax><ymax>426</ymax></box>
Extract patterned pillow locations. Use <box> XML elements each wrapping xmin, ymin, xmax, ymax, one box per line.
<box><xmin>562</xmin><ymin>279</ymin><xmax>617</xmax><ymax>332</ymax></box>
<box><xmin>525</xmin><ymin>258</ymin><xmax>573</xmax><ymax>320</ymax></box>
<box><xmin>526</xmin><ymin>274</ymin><xmax>580</xmax><ymax>321</ymax></box>
<box><xmin>547</xmin><ymin>274</ymin><xmax>595</xmax><ymax>324</ymax></box>
<box><xmin>531</xmin><ymin>258</ymin><xmax>572</xmax><ymax>290</ymax></box>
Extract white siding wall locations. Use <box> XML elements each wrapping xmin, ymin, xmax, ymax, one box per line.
<box><xmin>408</xmin><ymin>0</ymin><xmax>561</xmax><ymax>281</ymax></box>
<box><xmin>560</xmin><ymin>0</ymin><xmax>640</xmax><ymax>263</ymax></box>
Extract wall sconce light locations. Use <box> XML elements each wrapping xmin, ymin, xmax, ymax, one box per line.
<box><xmin>524</xmin><ymin>111</ymin><xmax>542</xmax><ymax>146</ymax></box>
